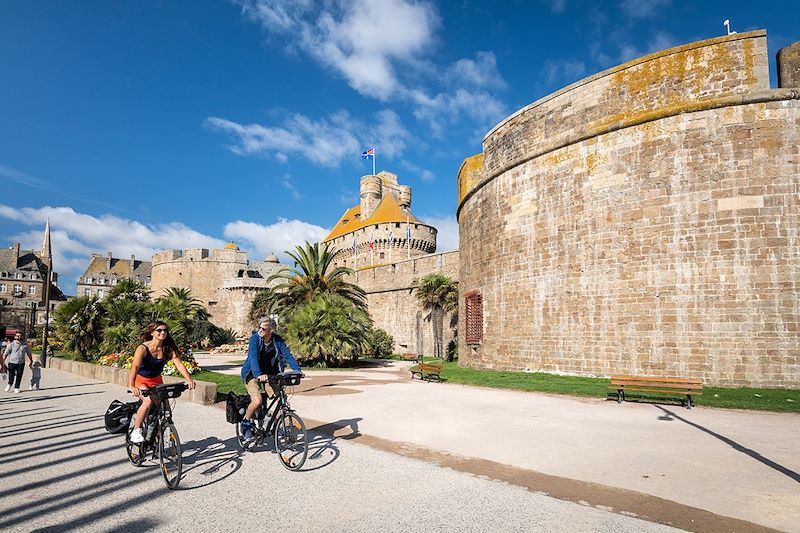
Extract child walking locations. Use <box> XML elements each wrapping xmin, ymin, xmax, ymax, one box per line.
<box><xmin>30</xmin><ymin>357</ymin><xmax>42</xmax><ymax>390</ymax></box>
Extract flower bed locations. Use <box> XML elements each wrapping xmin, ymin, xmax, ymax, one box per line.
<box><xmin>96</xmin><ymin>350</ymin><xmax>201</xmax><ymax>375</ymax></box>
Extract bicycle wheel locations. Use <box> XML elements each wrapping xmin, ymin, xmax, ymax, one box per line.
<box><xmin>125</xmin><ymin>420</ymin><xmax>144</xmax><ymax>466</ymax></box>
<box><xmin>274</xmin><ymin>409</ymin><xmax>307</xmax><ymax>471</ymax></box>
<box><xmin>159</xmin><ymin>422</ymin><xmax>182</xmax><ymax>489</ymax></box>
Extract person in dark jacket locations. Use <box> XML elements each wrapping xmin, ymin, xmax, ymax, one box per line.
<box><xmin>239</xmin><ymin>316</ymin><xmax>301</xmax><ymax>440</ymax></box>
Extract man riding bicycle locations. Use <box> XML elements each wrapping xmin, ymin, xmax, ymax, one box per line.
<box><xmin>240</xmin><ymin>317</ymin><xmax>301</xmax><ymax>442</ymax></box>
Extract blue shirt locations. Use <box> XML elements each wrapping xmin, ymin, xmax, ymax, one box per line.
<box><xmin>240</xmin><ymin>332</ymin><xmax>300</xmax><ymax>382</ymax></box>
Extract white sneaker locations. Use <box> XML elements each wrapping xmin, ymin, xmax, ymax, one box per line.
<box><xmin>13</xmin><ymin>388</ymin><xmax>20</xmax><ymax>393</ymax></box>
<box><xmin>129</xmin><ymin>428</ymin><xmax>145</xmax><ymax>443</ymax></box>
<box><xmin>29</xmin><ymin>385</ymin><xmax>33</xmax><ymax>391</ymax></box>
<box><xmin>4</xmin><ymin>385</ymin><xmax>9</xmax><ymax>392</ymax></box>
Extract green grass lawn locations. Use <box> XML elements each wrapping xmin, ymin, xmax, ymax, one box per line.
<box><xmin>437</xmin><ymin>362</ymin><xmax>800</xmax><ymax>412</ymax></box>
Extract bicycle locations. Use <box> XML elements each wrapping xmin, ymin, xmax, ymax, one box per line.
<box><xmin>235</xmin><ymin>370</ymin><xmax>308</xmax><ymax>471</ymax></box>
<box><xmin>125</xmin><ymin>382</ymin><xmax>188</xmax><ymax>489</ymax></box>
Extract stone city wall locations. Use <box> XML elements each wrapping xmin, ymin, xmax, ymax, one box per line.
<box><xmin>347</xmin><ymin>251</ymin><xmax>459</xmax><ymax>356</ymax></box>
<box><xmin>458</xmin><ymin>31</ymin><xmax>800</xmax><ymax>387</ymax></box>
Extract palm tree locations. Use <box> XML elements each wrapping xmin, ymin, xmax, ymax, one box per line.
<box><xmin>53</xmin><ymin>296</ymin><xmax>105</xmax><ymax>360</ymax></box>
<box><xmin>153</xmin><ymin>287</ymin><xmax>209</xmax><ymax>348</ymax></box>
<box><xmin>284</xmin><ymin>294</ymin><xmax>373</xmax><ymax>366</ymax></box>
<box><xmin>415</xmin><ymin>273</ymin><xmax>458</xmax><ymax>360</ymax></box>
<box><xmin>267</xmin><ymin>242</ymin><xmax>366</xmax><ymax>315</ymax></box>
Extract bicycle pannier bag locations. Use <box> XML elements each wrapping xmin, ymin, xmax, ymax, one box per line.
<box><xmin>104</xmin><ymin>399</ymin><xmax>136</xmax><ymax>434</ymax></box>
<box><xmin>226</xmin><ymin>392</ymin><xmax>249</xmax><ymax>424</ymax></box>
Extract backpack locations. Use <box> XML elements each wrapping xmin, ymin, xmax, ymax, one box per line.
<box><xmin>104</xmin><ymin>399</ymin><xmax>139</xmax><ymax>434</ymax></box>
<box><xmin>225</xmin><ymin>392</ymin><xmax>250</xmax><ymax>424</ymax></box>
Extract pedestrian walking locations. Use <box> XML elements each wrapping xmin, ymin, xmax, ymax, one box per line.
<box><xmin>3</xmin><ymin>332</ymin><xmax>33</xmax><ymax>393</ymax></box>
<box><xmin>30</xmin><ymin>356</ymin><xmax>42</xmax><ymax>390</ymax></box>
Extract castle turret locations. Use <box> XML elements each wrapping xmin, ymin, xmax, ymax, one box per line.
<box><xmin>360</xmin><ymin>175</ymin><xmax>382</xmax><ymax>220</ymax></box>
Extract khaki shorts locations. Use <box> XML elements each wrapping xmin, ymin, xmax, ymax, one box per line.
<box><xmin>245</xmin><ymin>374</ymin><xmax>280</xmax><ymax>399</ymax></box>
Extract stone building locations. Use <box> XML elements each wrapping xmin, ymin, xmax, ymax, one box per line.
<box><xmin>0</xmin><ymin>221</ymin><xmax>66</xmax><ymax>334</ymax></box>
<box><xmin>323</xmin><ymin>171</ymin><xmax>456</xmax><ymax>355</ymax></box>
<box><xmin>76</xmin><ymin>252</ymin><xmax>151</xmax><ymax>300</ymax></box>
<box><xmin>150</xmin><ymin>242</ymin><xmax>285</xmax><ymax>335</ymax></box>
<box><xmin>457</xmin><ymin>31</ymin><xmax>800</xmax><ymax>387</ymax></box>
<box><xmin>324</xmin><ymin>171</ymin><xmax>437</xmax><ymax>268</ymax></box>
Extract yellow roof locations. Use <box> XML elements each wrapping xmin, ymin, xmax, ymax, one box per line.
<box><xmin>323</xmin><ymin>194</ymin><xmax>420</xmax><ymax>242</ymax></box>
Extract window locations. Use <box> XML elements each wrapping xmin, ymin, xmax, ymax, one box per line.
<box><xmin>395</xmin><ymin>222</ymin><xmax>400</xmax><ymax>228</ymax></box>
<box><xmin>99</xmin><ymin>277</ymin><xmax>105</xmax><ymax>285</ymax></box>
<box><xmin>30</xmin><ymin>273</ymin><xmax>37</xmax><ymax>280</ymax></box>
<box><xmin>16</xmin><ymin>272</ymin><xmax>23</xmax><ymax>279</ymax></box>
<box><xmin>112</xmin><ymin>278</ymin><xmax>117</xmax><ymax>285</ymax></box>
<box><xmin>379</xmin><ymin>252</ymin><xmax>385</xmax><ymax>259</ymax></box>
<box><xmin>84</xmin><ymin>288</ymin><xmax>91</xmax><ymax>296</ymax></box>
<box><xmin>28</xmin><ymin>286</ymin><xmax>36</xmax><ymax>295</ymax></box>
<box><xmin>86</xmin><ymin>277</ymin><xmax>93</xmax><ymax>284</ymax></box>
<box><xmin>465</xmin><ymin>290</ymin><xmax>483</xmax><ymax>345</ymax></box>
<box><xmin>0</xmin><ymin>283</ymin><xmax>6</xmax><ymax>293</ymax></box>
<box><xmin>97</xmin><ymin>289</ymin><xmax>104</xmax><ymax>298</ymax></box>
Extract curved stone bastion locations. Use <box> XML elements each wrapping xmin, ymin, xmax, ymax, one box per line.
<box><xmin>457</xmin><ymin>31</ymin><xmax>800</xmax><ymax>387</ymax></box>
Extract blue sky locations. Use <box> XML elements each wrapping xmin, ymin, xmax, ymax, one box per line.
<box><xmin>1</xmin><ymin>0</ymin><xmax>797</xmax><ymax>295</ymax></box>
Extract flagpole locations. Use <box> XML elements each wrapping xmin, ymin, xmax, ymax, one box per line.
<box><xmin>373</xmin><ymin>148</ymin><xmax>376</xmax><ymax>176</ymax></box>
<box><xmin>406</xmin><ymin>216</ymin><xmax>411</xmax><ymax>260</ymax></box>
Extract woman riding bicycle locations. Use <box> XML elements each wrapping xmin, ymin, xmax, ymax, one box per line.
<box><xmin>240</xmin><ymin>316</ymin><xmax>301</xmax><ymax>441</ymax></box>
<box><xmin>128</xmin><ymin>321</ymin><xmax>196</xmax><ymax>443</ymax></box>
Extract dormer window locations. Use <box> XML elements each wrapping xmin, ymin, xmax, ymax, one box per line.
<box><xmin>99</xmin><ymin>277</ymin><xmax>106</xmax><ymax>285</ymax></box>
<box><xmin>30</xmin><ymin>273</ymin><xmax>37</xmax><ymax>280</ymax></box>
<box><xmin>16</xmin><ymin>272</ymin><xmax>23</xmax><ymax>279</ymax></box>
<box><xmin>86</xmin><ymin>277</ymin><xmax>93</xmax><ymax>284</ymax></box>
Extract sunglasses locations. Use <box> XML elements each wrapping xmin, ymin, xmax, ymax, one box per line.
<box><xmin>154</xmin><ymin>328</ymin><xmax>168</xmax><ymax>333</ymax></box>
<box><xmin>258</xmin><ymin>326</ymin><xmax>270</xmax><ymax>331</ymax></box>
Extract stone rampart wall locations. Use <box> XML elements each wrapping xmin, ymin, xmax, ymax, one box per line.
<box><xmin>458</xmin><ymin>32</ymin><xmax>800</xmax><ymax>387</ymax></box>
<box><xmin>347</xmin><ymin>251</ymin><xmax>459</xmax><ymax>355</ymax></box>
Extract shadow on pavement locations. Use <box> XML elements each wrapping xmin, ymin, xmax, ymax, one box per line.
<box><xmin>179</xmin><ymin>435</ymin><xmax>243</xmax><ymax>489</ymax></box>
<box><xmin>656</xmin><ymin>405</ymin><xmax>800</xmax><ymax>483</ymax></box>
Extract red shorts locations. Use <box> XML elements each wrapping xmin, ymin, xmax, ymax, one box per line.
<box><xmin>134</xmin><ymin>375</ymin><xmax>163</xmax><ymax>388</ymax></box>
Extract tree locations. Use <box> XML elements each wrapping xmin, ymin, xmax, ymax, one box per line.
<box><xmin>415</xmin><ymin>273</ymin><xmax>458</xmax><ymax>360</ymax></box>
<box><xmin>283</xmin><ymin>294</ymin><xmax>373</xmax><ymax>367</ymax></box>
<box><xmin>53</xmin><ymin>296</ymin><xmax>105</xmax><ymax>360</ymax></box>
<box><xmin>267</xmin><ymin>242</ymin><xmax>366</xmax><ymax>316</ymax></box>
<box><xmin>248</xmin><ymin>288</ymin><xmax>279</xmax><ymax>323</ymax></box>
<box><xmin>153</xmin><ymin>287</ymin><xmax>209</xmax><ymax>349</ymax></box>
<box><xmin>106</xmin><ymin>278</ymin><xmax>151</xmax><ymax>303</ymax></box>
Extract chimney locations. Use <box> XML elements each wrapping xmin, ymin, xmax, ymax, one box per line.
<box><xmin>130</xmin><ymin>255</ymin><xmax>135</xmax><ymax>274</ymax></box>
<box><xmin>107</xmin><ymin>251</ymin><xmax>113</xmax><ymax>270</ymax></box>
<box><xmin>11</xmin><ymin>242</ymin><xmax>20</xmax><ymax>262</ymax></box>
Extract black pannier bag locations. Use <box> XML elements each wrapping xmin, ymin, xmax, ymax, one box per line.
<box><xmin>104</xmin><ymin>399</ymin><xmax>139</xmax><ymax>434</ymax></box>
<box><xmin>226</xmin><ymin>392</ymin><xmax>250</xmax><ymax>424</ymax></box>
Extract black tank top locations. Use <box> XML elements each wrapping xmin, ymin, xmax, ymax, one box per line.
<box><xmin>137</xmin><ymin>345</ymin><xmax>167</xmax><ymax>378</ymax></box>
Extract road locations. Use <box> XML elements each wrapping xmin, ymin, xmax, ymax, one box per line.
<box><xmin>0</xmin><ymin>368</ymin><xmax>683</xmax><ymax>532</ymax></box>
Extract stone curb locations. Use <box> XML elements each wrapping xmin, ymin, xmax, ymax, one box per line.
<box><xmin>46</xmin><ymin>356</ymin><xmax>218</xmax><ymax>405</ymax></box>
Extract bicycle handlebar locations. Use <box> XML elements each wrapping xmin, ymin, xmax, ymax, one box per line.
<box><xmin>129</xmin><ymin>382</ymin><xmax>189</xmax><ymax>400</ymax></box>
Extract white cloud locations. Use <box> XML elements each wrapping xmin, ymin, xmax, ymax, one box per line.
<box><xmin>400</xmin><ymin>159</ymin><xmax>435</xmax><ymax>182</ymax></box>
<box><xmin>546</xmin><ymin>0</ymin><xmax>567</xmax><ymax>14</ymax></box>
<box><xmin>0</xmin><ymin>204</ymin><xmax>224</xmax><ymax>294</ymax></box>
<box><xmin>223</xmin><ymin>218</ymin><xmax>331</xmax><ymax>261</ymax></box>
<box><xmin>618</xmin><ymin>31</ymin><xmax>678</xmax><ymax>62</ymax></box>
<box><xmin>207</xmin><ymin>108</ymin><xmax>411</xmax><ymax>165</ymax></box>
<box><xmin>233</xmin><ymin>1</ymin><xmax>507</xmax><ymax>142</ymax></box>
<box><xmin>0</xmin><ymin>163</ymin><xmax>50</xmax><ymax>188</ymax></box>
<box><xmin>619</xmin><ymin>0</ymin><xmax>670</xmax><ymax>19</ymax></box>
<box><xmin>542</xmin><ymin>58</ymin><xmax>587</xmax><ymax>86</ymax></box>
<box><xmin>238</xmin><ymin>0</ymin><xmax>439</xmax><ymax>100</ymax></box>
<box><xmin>422</xmin><ymin>214</ymin><xmax>458</xmax><ymax>252</ymax></box>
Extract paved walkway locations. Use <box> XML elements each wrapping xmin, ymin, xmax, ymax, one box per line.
<box><xmin>1</xmin><ymin>368</ymin><xmax>681</xmax><ymax>532</ymax></box>
<box><xmin>194</xmin><ymin>352</ymin><xmax>800</xmax><ymax>532</ymax></box>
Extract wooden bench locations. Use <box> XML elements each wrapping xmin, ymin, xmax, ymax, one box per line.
<box><xmin>410</xmin><ymin>362</ymin><xmax>444</xmax><ymax>382</ymax></box>
<box><xmin>610</xmin><ymin>375</ymin><xmax>703</xmax><ymax>409</ymax></box>
<box><xmin>401</xmin><ymin>352</ymin><xmax>422</xmax><ymax>363</ymax></box>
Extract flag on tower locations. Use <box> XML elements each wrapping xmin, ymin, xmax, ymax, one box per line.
<box><xmin>361</xmin><ymin>148</ymin><xmax>374</xmax><ymax>160</ymax></box>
